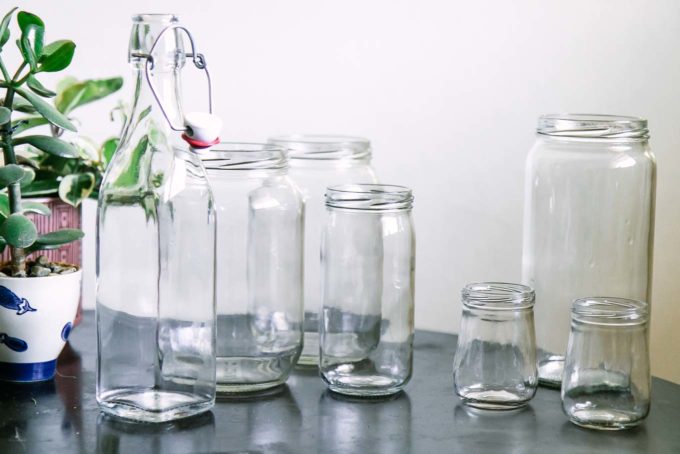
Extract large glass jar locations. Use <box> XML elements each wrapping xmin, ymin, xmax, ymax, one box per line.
<box><xmin>319</xmin><ymin>184</ymin><xmax>415</xmax><ymax>397</ymax></box>
<box><xmin>96</xmin><ymin>14</ymin><xmax>216</xmax><ymax>422</ymax></box>
<box><xmin>200</xmin><ymin>143</ymin><xmax>303</xmax><ymax>394</ymax></box>
<box><xmin>521</xmin><ymin>114</ymin><xmax>655</xmax><ymax>387</ymax></box>
<box><xmin>268</xmin><ymin>135</ymin><xmax>378</xmax><ymax>366</ymax></box>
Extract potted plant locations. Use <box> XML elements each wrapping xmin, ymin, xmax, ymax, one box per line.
<box><xmin>0</xmin><ymin>7</ymin><xmax>85</xmax><ymax>382</ymax></box>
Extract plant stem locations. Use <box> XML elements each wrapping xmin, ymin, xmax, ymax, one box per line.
<box><xmin>1</xmin><ymin>85</ymin><xmax>26</xmax><ymax>274</ymax></box>
<box><xmin>0</xmin><ymin>57</ymin><xmax>10</xmax><ymax>83</ymax></box>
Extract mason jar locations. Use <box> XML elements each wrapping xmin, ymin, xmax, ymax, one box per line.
<box><xmin>319</xmin><ymin>184</ymin><xmax>415</xmax><ymax>397</ymax></box>
<box><xmin>562</xmin><ymin>297</ymin><xmax>650</xmax><ymax>430</ymax></box>
<box><xmin>521</xmin><ymin>114</ymin><xmax>656</xmax><ymax>387</ymax></box>
<box><xmin>200</xmin><ymin>143</ymin><xmax>304</xmax><ymax>393</ymax></box>
<box><xmin>453</xmin><ymin>283</ymin><xmax>537</xmax><ymax>410</ymax></box>
<box><xmin>268</xmin><ymin>135</ymin><xmax>378</xmax><ymax>366</ymax></box>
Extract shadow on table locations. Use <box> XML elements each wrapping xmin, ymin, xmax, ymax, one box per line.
<box><xmin>317</xmin><ymin>390</ymin><xmax>412</xmax><ymax>454</ymax></box>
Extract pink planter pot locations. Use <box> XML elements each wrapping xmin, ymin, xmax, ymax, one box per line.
<box><xmin>1</xmin><ymin>197</ymin><xmax>83</xmax><ymax>325</ymax></box>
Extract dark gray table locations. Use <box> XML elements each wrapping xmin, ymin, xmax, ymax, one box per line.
<box><xmin>1</xmin><ymin>311</ymin><xmax>678</xmax><ymax>453</ymax></box>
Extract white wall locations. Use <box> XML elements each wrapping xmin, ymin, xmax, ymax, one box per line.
<box><xmin>17</xmin><ymin>0</ymin><xmax>680</xmax><ymax>383</ymax></box>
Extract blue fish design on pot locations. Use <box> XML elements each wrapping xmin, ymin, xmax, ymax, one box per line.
<box><xmin>0</xmin><ymin>286</ymin><xmax>36</xmax><ymax>315</ymax></box>
<box><xmin>0</xmin><ymin>333</ymin><xmax>28</xmax><ymax>352</ymax></box>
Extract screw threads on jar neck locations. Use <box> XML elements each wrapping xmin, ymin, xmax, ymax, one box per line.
<box><xmin>571</xmin><ymin>297</ymin><xmax>649</xmax><ymax>326</ymax></box>
<box><xmin>200</xmin><ymin>143</ymin><xmax>287</xmax><ymax>172</ymax></box>
<box><xmin>462</xmin><ymin>283</ymin><xmax>535</xmax><ymax>310</ymax></box>
<box><xmin>325</xmin><ymin>184</ymin><xmax>413</xmax><ymax>212</ymax></box>
<box><xmin>537</xmin><ymin>114</ymin><xmax>649</xmax><ymax>141</ymax></box>
<box><xmin>268</xmin><ymin>135</ymin><xmax>371</xmax><ymax>161</ymax></box>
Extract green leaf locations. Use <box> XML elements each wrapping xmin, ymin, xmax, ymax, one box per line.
<box><xmin>19</xmin><ymin>166</ymin><xmax>35</xmax><ymax>187</ymax></box>
<box><xmin>17</xmin><ymin>37</ymin><xmax>37</xmax><ymax>71</ymax></box>
<box><xmin>12</xmin><ymin>117</ymin><xmax>48</xmax><ymax>135</ymax></box>
<box><xmin>12</xmin><ymin>98</ymin><xmax>37</xmax><ymax>113</ymax></box>
<box><xmin>38</xmin><ymin>40</ymin><xmax>75</xmax><ymax>73</ymax></box>
<box><xmin>0</xmin><ymin>106</ymin><xmax>10</xmax><ymax>125</ymax></box>
<box><xmin>0</xmin><ymin>193</ymin><xmax>9</xmax><ymax>218</ymax></box>
<box><xmin>0</xmin><ymin>164</ymin><xmax>26</xmax><ymax>188</ymax></box>
<box><xmin>101</xmin><ymin>137</ymin><xmax>119</xmax><ymax>164</ymax></box>
<box><xmin>29</xmin><ymin>228</ymin><xmax>83</xmax><ymax>251</ymax></box>
<box><xmin>56</xmin><ymin>77</ymin><xmax>123</xmax><ymax>114</ymax></box>
<box><xmin>59</xmin><ymin>173</ymin><xmax>95</xmax><ymax>207</ymax></box>
<box><xmin>20</xmin><ymin>178</ymin><xmax>58</xmax><ymax>197</ymax></box>
<box><xmin>21</xmin><ymin>201</ymin><xmax>50</xmax><ymax>216</ymax></box>
<box><xmin>114</xmin><ymin>135</ymin><xmax>148</xmax><ymax>187</ymax></box>
<box><xmin>13</xmin><ymin>135</ymin><xmax>79</xmax><ymax>158</ymax></box>
<box><xmin>0</xmin><ymin>7</ymin><xmax>17</xmax><ymax>48</ymax></box>
<box><xmin>26</xmin><ymin>75</ymin><xmax>56</xmax><ymax>97</ymax></box>
<box><xmin>16</xmin><ymin>153</ymin><xmax>40</xmax><ymax>169</ymax></box>
<box><xmin>17</xmin><ymin>11</ymin><xmax>44</xmax><ymax>53</ymax></box>
<box><xmin>0</xmin><ymin>213</ymin><xmax>37</xmax><ymax>248</ymax></box>
<box><xmin>14</xmin><ymin>87</ymin><xmax>76</xmax><ymax>132</ymax></box>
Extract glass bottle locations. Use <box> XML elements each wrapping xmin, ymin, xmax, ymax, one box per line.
<box><xmin>522</xmin><ymin>114</ymin><xmax>655</xmax><ymax>387</ymax></box>
<box><xmin>268</xmin><ymin>135</ymin><xmax>378</xmax><ymax>366</ymax></box>
<box><xmin>199</xmin><ymin>143</ymin><xmax>303</xmax><ymax>394</ymax></box>
<box><xmin>453</xmin><ymin>282</ymin><xmax>537</xmax><ymax>410</ymax></box>
<box><xmin>319</xmin><ymin>184</ymin><xmax>415</xmax><ymax>397</ymax></box>
<box><xmin>562</xmin><ymin>297</ymin><xmax>650</xmax><ymax>430</ymax></box>
<box><xmin>96</xmin><ymin>14</ymin><xmax>216</xmax><ymax>422</ymax></box>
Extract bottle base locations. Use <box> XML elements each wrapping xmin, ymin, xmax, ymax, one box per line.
<box><xmin>567</xmin><ymin>409</ymin><xmax>644</xmax><ymax>431</ymax></box>
<box><xmin>98</xmin><ymin>390</ymin><xmax>214</xmax><ymax>423</ymax></box>
<box><xmin>217</xmin><ymin>380</ymin><xmax>286</xmax><ymax>396</ymax></box>
<box><xmin>457</xmin><ymin>390</ymin><xmax>533</xmax><ymax>411</ymax></box>
<box><xmin>324</xmin><ymin>374</ymin><xmax>406</xmax><ymax>398</ymax></box>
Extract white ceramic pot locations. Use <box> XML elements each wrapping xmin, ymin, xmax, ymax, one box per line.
<box><xmin>0</xmin><ymin>269</ymin><xmax>82</xmax><ymax>382</ymax></box>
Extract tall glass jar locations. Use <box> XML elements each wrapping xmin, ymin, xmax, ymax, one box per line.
<box><xmin>199</xmin><ymin>143</ymin><xmax>303</xmax><ymax>394</ymax></box>
<box><xmin>522</xmin><ymin>114</ymin><xmax>655</xmax><ymax>387</ymax></box>
<box><xmin>268</xmin><ymin>135</ymin><xmax>378</xmax><ymax>366</ymax></box>
<box><xmin>96</xmin><ymin>14</ymin><xmax>216</xmax><ymax>422</ymax></box>
<box><xmin>319</xmin><ymin>184</ymin><xmax>415</xmax><ymax>397</ymax></box>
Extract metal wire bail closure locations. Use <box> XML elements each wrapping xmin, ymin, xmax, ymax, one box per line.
<box><xmin>144</xmin><ymin>24</ymin><xmax>221</xmax><ymax>149</ymax></box>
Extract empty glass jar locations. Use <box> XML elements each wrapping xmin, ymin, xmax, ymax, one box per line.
<box><xmin>200</xmin><ymin>143</ymin><xmax>304</xmax><ymax>393</ymax></box>
<box><xmin>522</xmin><ymin>114</ymin><xmax>656</xmax><ymax>386</ymax></box>
<box><xmin>562</xmin><ymin>297</ymin><xmax>650</xmax><ymax>430</ymax></box>
<box><xmin>97</xmin><ymin>14</ymin><xmax>216</xmax><ymax>422</ymax></box>
<box><xmin>268</xmin><ymin>135</ymin><xmax>378</xmax><ymax>366</ymax></box>
<box><xmin>319</xmin><ymin>184</ymin><xmax>415</xmax><ymax>397</ymax></box>
<box><xmin>453</xmin><ymin>283</ymin><xmax>537</xmax><ymax>410</ymax></box>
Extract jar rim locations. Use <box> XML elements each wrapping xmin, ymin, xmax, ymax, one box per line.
<box><xmin>462</xmin><ymin>282</ymin><xmax>535</xmax><ymax>310</ymax></box>
<box><xmin>325</xmin><ymin>184</ymin><xmax>413</xmax><ymax>211</ymax></box>
<box><xmin>537</xmin><ymin>114</ymin><xmax>649</xmax><ymax>140</ymax></box>
<box><xmin>572</xmin><ymin>297</ymin><xmax>649</xmax><ymax>325</ymax></box>
<box><xmin>200</xmin><ymin>142</ymin><xmax>287</xmax><ymax>171</ymax></box>
<box><xmin>268</xmin><ymin>134</ymin><xmax>371</xmax><ymax>161</ymax></box>
<box><xmin>132</xmin><ymin>14</ymin><xmax>179</xmax><ymax>23</ymax></box>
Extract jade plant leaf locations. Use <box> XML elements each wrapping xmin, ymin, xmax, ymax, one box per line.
<box><xmin>0</xmin><ymin>194</ymin><xmax>9</xmax><ymax>218</ymax></box>
<box><xmin>22</xmin><ymin>201</ymin><xmax>50</xmax><ymax>216</ymax></box>
<box><xmin>28</xmin><ymin>228</ymin><xmax>83</xmax><ymax>251</ymax></box>
<box><xmin>15</xmin><ymin>87</ymin><xmax>77</xmax><ymax>132</ymax></box>
<box><xmin>17</xmin><ymin>11</ymin><xmax>45</xmax><ymax>71</ymax></box>
<box><xmin>58</xmin><ymin>172</ymin><xmax>95</xmax><ymax>207</ymax></box>
<box><xmin>12</xmin><ymin>98</ymin><xmax>37</xmax><ymax>113</ymax></box>
<box><xmin>0</xmin><ymin>213</ymin><xmax>37</xmax><ymax>248</ymax></box>
<box><xmin>0</xmin><ymin>7</ymin><xmax>17</xmax><ymax>48</ymax></box>
<box><xmin>0</xmin><ymin>106</ymin><xmax>11</xmax><ymax>125</ymax></box>
<box><xmin>27</xmin><ymin>75</ymin><xmax>56</xmax><ymax>97</ymax></box>
<box><xmin>13</xmin><ymin>135</ymin><xmax>80</xmax><ymax>158</ymax></box>
<box><xmin>19</xmin><ymin>166</ymin><xmax>35</xmax><ymax>187</ymax></box>
<box><xmin>38</xmin><ymin>40</ymin><xmax>75</xmax><ymax>73</ymax></box>
<box><xmin>0</xmin><ymin>164</ymin><xmax>26</xmax><ymax>188</ymax></box>
<box><xmin>56</xmin><ymin>77</ymin><xmax>123</xmax><ymax>114</ymax></box>
<box><xmin>11</xmin><ymin>117</ymin><xmax>48</xmax><ymax>135</ymax></box>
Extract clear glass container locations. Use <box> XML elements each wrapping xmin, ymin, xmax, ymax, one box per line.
<box><xmin>453</xmin><ymin>283</ymin><xmax>537</xmax><ymax>410</ymax></box>
<box><xmin>96</xmin><ymin>14</ymin><xmax>216</xmax><ymax>422</ymax></box>
<box><xmin>522</xmin><ymin>114</ymin><xmax>656</xmax><ymax>387</ymax></box>
<box><xmin>319</xmin><ymin>184</ymin><xmax>415</xmax><ymax>397</ymax></box>
<box><xmin>199</xmin><ymin>143</ymin><xmax>303</xmax><ymax>394</ymax></box>
<box><xmin>562</xmin><ymin>297</ymin><xmax>650</xmax><ymax>430</ymax></box>
<box><xmin>268</xmin><ymin>135</ymin><xmax>378</xmax><ymax>366</ymax></box>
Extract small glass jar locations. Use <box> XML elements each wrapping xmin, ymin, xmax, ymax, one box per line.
<box><xmin>319</xmin><ymin>184</ymin><xmax>415</xmax><ymax>397</ymax></box>
<box><xmin>522</xmin><ymin>114</ymin><xmax>656</xmax><ymax>387</ymax></box>
<box><xmin>562</xmin><ymin>297</ymin><xmax>650</xmax><ymax>430</ymax></box>
<box><xmin>453</xmin><ymin>283</ymin><xmax>537</xmax><ymax>410</ymax></box>
<box><xmin>200</xmin><ymin>143</ymin><xmax>304</xmax><ymax>394</ymax></box>
<box><xmin>268</xmin><ymin>135</ymin><xmax>378</xmax><ymax>366</ymax></box>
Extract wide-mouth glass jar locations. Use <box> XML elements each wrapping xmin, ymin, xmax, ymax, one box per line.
<box><xmin>522</xmin><ymin>114</ymin><xmax>655</xmax><ymax>387</ymax></box>
<box><xmin>201</xmin><ymin>143</ymin><xmax>304</xmax><ymax>394</ymax></box>
<box><xmin>320</xmin><ymin>184</ymin><xmax>415</xmax><ymax>397</ymax></box>
<box><xmin>268</xmin><ymin>135</ymin><xmax>378</xmax><ymax>366</ymax></box>
<box><xmin>562</xmin><ymin>297</ymin><xmax>650</xmax><ymax>430</ymax></box>
<box><xmin>453</xmin><ymin>283</ymin><xmax>537</xmax><ymax>410</ymax></box>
